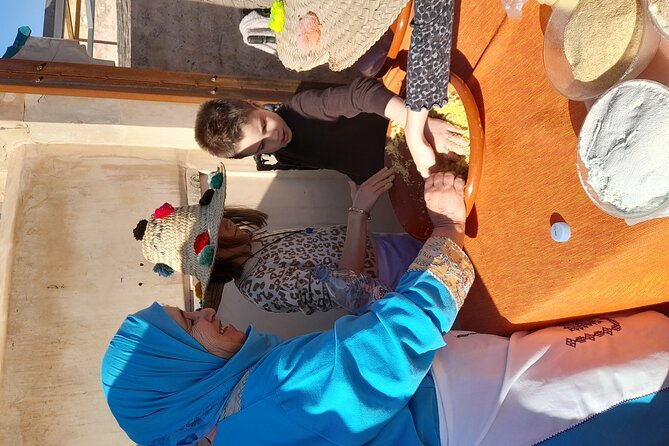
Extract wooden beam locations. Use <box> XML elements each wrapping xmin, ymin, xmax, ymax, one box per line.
<box><xmin>74</xmin><ymin>0</ymin><xmax>82</xmax><ymax>40</ymax></box>
<box><xmin>0</xmin><ymin>59</ymin><xmax>305</xmax><ymax>103</ymax></box>
<box><xmin>65</xmin><ymin>0</ymin><xmax>75</xmax><ymax>39</ymax></box>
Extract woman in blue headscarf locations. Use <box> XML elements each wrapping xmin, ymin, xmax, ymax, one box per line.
<box><xmin>102</xmin><ymin>172</ymin><xmax>669</xmax><ymax>446</ymax></box>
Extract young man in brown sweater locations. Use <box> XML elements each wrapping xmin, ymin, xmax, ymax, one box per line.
<box><xmin>194</xmin><ymin>77</ymin><xmax>465</xmax><ymax>184</ymax></box>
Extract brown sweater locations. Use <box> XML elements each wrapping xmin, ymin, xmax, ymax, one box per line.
<box><xmin>274</xmin><ymin>77</ymin><xmax>395</xmax><ymax>185</ymax></box>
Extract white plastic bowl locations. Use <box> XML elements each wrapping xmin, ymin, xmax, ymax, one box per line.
<box><xmin>576</xmin><ymin>79</ymin><xmax>669</xmax><ymax>219</ymax></box>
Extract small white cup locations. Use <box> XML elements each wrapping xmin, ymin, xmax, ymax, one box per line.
<box><xmin>551</xmin><ymin>222</ymin><xmax>571</xmax><ymax>242</ymax></box>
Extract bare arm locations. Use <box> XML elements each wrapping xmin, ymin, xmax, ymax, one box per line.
<box><xmin>339</xmin><ymin>212</ymin><xmax>369</xmax><ymax>273</ymax></box>
<box><xmin>339</xmin><ymin>168</ymin><xmax>395</xmax><ymax>272</ymax></box>
<box><xmin>405</xmin><ymin>109</ymin><xmax>435</xmax><ymax>178</ymax></box>
<box><xmin>383</xmin><ymin>95</ymin><xmax>411</xmax><ymax>126</ymax></box>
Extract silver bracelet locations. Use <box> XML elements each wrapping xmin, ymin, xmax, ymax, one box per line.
<box><xmin>348</xmin><ymin>207</ymin><xmax>371</xmax><ymax>220</ymax></box>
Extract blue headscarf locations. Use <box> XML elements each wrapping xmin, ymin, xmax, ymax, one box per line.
<box><xmin>101</xmin><ymin>302</ymin><xmax>282</xmax><ymax>446</ymax></box>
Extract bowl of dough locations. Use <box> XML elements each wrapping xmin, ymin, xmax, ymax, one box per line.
<box><xmin>384</xmin><ymin>73</ymin><xmax>484</xmax><ymax>240</ymax></box>
<box><xmin>544</xmin><ymin>0</ymin><xmax>662</xmax><ymax>101</ymax></box>
<box><xmin>576</xmin><ymin>80</ymin><xmax>669</xmax><ymax>219</ymax></box>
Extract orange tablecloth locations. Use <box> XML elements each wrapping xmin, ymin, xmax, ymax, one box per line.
<box><xmin>384</xmin><ymin>0</ymin><xmax>669</xmax><ymax>335</ymax></box>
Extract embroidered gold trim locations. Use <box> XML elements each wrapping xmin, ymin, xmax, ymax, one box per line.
<box><xmin>407</xmin><ymin>237</ymin><xmax>474</xmax><ymax>310</ymax></box>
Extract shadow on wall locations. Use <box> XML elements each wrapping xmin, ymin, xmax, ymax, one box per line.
<box><xmin>119</xmin><ymin>0</ymin><xmax>360</xmax><ymax>84</ymax></box>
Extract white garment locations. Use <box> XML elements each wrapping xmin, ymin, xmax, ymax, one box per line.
<box><xmin>238</xmin><ymin>11</ymin><xmax>277</xmax><ymax>55</ymax></box>
<box><xmin>432</xmin><ymin>311</ymin><xmax>669</xmax><ymax>446</ymax></box>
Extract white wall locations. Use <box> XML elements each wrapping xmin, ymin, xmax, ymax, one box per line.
<box><xmin>0</xmin><ymin>145</ymin><xmax>186</xmax><ymax>445</ymax></box>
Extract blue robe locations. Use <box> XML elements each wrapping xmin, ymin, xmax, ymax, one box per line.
<box><xmin>215</xmin><ymin>267</ymin><xmax>454</xmax><ymax>445</ymax></box>
<box><xmin>102</xmin><ymin>237</ymin><xmax>472</xmax><ymax>445</ymax></box>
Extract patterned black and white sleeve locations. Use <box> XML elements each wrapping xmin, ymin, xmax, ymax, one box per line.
<box><xmin>405</xmin><ymin>0</ymin><xmax>455</xmax><ymax>112</ymax></box>
<box><xmin>237</xmin><ymin>265</ymin><xmax>337</xmax><ymax>315</ymax></box>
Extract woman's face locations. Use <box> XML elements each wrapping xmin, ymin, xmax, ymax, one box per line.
<box><xmin>217</xmin><ymin>218</ymin><xmax>252</xmax><ymax>264</ymax></box>
<box><xmin>163</xmin><ymin>306</ymin><xmax>247</xmax><ymax>359</ymax></box>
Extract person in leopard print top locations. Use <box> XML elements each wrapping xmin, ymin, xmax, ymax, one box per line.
<box><xmin>232</xmin><ymin>167</ymin><xmax>422</xmax><ymax>314</ymax></box>
<box><xmin>136</xmin><ymin>167</ymin><xmax>422</xmax><ymax>314</ymax></box>
<box><xmin>405</xmin><ymin>0</ymin><xmax>459</xmax><ymax>179</ymax></box>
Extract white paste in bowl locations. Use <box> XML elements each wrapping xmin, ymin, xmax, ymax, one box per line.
<box><xmin>578</xmin><ymin>80</ymin><xmax>669</xmax><ymax>215</ymax></box>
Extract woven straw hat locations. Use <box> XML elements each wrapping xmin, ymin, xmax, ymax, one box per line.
<box><xmin>277</xmin><ymin>0</ymin><xmax>409</xmax><ymax>72</ymax></box>
<box><xmin>137</xmin><ymin>164</ymin><xmax>227</xmax><ymax>294</ymax></box>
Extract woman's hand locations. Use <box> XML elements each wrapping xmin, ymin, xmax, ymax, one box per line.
<box><xmin>425</xmin><ymin>118</ymin><xmax>468</xmax><ymax>156</ymax></box>
<box><xmin>349</xmin><ymin>167</ymin><xmax>395</xmax><ymax>213</ymax></box>
<box><xmin>424</xmin><ymin>171</ymin><xmax>466</xmax><ymax>247</ymax></box>
<box><xmin>341</xmin><ymin>168</ymin><xmax>394</xmax><ymax>273</ymax></box>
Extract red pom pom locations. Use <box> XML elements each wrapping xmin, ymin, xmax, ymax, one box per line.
<box><xmin>193</xmin><ymin>231</ymin><xmax>211</xmax><ymax>254</ymax></box>
<box><xmin>154</xmin><ymin>203</ymin><xmax>175</xmax><ymax>219</ymax></box>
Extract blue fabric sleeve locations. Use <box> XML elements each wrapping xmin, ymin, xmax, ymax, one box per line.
<box><xmin>261</xmin><ymin>269</ymin><xmax>459</xmax><ymax>445</ymax></box>
<box><xmin>408</xmin><ymin>373</ymin><xmax>442</xmax><ymax>446</ymax></box>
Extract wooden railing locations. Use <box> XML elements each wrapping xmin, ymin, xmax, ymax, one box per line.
<box><xmin>0</xmin><ymin>58</ymin><xmax>309</xmax><ymax>103</ymax></box>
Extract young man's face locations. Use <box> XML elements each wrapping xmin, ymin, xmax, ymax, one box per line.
<box><xmin>236</xmin><ymin>108</ymin><xmax>293</xmax><ymax>158</ymax></box>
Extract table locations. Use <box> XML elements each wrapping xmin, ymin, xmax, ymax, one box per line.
<box><xmin>386</xmin><ymin>0</ymin><xmax>669</xmax><ymax>335</ymax></box>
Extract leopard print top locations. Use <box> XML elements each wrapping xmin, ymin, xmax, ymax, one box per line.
<box><xmin>406</xmin><ymin>0</ymin><xmax>455</xmax><ymax>111</ymax></box>
<box><xmin>235</xmin><ymin>226</ymin><xmax>377</xmax><ymax>314</ymax></box>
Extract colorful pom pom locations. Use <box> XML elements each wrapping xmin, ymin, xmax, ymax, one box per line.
<box><xmin>153</xmin><ymin>263</ymin><xmax>174</xmax><ymax>277</ymax></box>
<box><xmin>133</xmin><ymin>219</ymin><xmax>148</xmax><ymax>240</ymax></box>
<box><xmin>154</xmin><ymin>203</ymin><xmax>175</xmax><ymax>219</ymax></box>
<box><xmin>305</xmin><ymin>227</ymin><xmax>313</xmax><ymax>234</ymax></box>
<box><xmin>209</xmin><ymin>172</ymin><xmax>223</xmax><ymax>190</ymax></box>
<box><xmin>269</xmin><ymin>0</ymin><xmax>285</xmax><ymax>33</ymax></box>
<box><xmin>199</xmin><ymin>189</ymin><xmax>214</xmax><ymax>205</ymax></box>
<box><xmin>198</xmin><ymin>245</ymin><xmax>215</xmax><ymax>266</ymax></box>
<box><xmin>193</xmin><ymin>231</ymin><xmax>211</xmax><ymax>254</ymax></box>
<box><xmin>194</xmin><ymin>282</ymin><xmax>203</xmax><ymax>300</ymax></box>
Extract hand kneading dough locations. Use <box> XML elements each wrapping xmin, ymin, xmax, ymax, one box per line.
<box><xmin>564</xmin><ymin>0</ymin><xmax>642</xmax><ymax>89</ymax></box>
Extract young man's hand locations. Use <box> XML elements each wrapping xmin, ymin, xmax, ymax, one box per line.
<box><xmin>349</xmin><ymin>167</ymin><xmax>395</xmax><ymax>213</ymax></box>
<box><xmin>425</xmin><ymin>118</ymin><xmax>468</xmax><ymax>156</ymax></box>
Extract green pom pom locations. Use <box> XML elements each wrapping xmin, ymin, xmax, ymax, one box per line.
<box><xmin>209</xmin><ymin>172</ymin><xmax>223</xmax><ymax>190</ymax></box>
<box><xmin>198</xmin><ymin>245</ymin><xmax>215</xmax><ymax>266</ymax></box>
<box><xmin>269</xmin><ymin>1</ymin><xmax>285</xmax><ymax>33</ymax></box>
